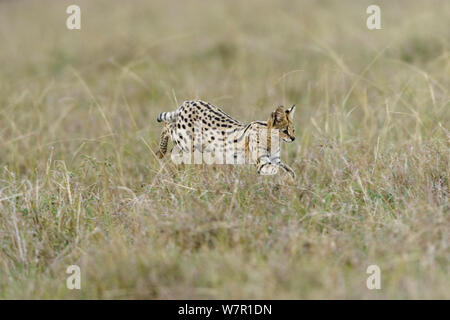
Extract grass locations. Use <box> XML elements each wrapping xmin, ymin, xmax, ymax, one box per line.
<box><xmin>0</xmin><ymin>0</ymin><xmax>448</xmax><ymax>299</ymax></box>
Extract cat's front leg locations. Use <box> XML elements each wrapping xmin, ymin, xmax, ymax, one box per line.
<box><xmin>270</xmin><ymin>156</ymin><xmax>295</xmax><ymax>179</ymax></box>
<box><xmin>277</xmin><ymin>161</ymin><xmax>296</xmax><ymax>179</ymax></box>
<box><xmin>257</xmin><ymin>156</ymin><xmax>279</xmax><ymax>175</ymax></box>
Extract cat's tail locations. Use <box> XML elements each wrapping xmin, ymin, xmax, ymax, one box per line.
<box><xmin>157</xmin><ymin>110</ymin><xmax>178</xmax><ymax>123</ymax></box>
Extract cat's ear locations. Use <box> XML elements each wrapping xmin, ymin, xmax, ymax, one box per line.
<box><xmin>286</xmin><ymin>104</ymin><xmax>296</xmax><ymax>120</ymax></box>
<box><xmin>268</xmin><ymin>106</ymin><xmax>285</xmax><ymax>128</ymax></box>
<box><xmin>274</xmin><ymin>106</ymin><xmax>286</xmax><ymax>122</ymax></box>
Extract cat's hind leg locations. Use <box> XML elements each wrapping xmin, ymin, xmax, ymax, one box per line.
<box><xmin>156</xmin><ymin>124</ymin><xmax>171</xmax><ymax>159</ymax></box>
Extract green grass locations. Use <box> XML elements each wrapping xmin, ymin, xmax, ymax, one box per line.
<box><xmin>0</xmin><ymin>0</ymin><xmax>448</xmax><ymax>299</ymax></box>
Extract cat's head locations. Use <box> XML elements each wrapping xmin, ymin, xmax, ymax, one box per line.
<box><xmin>268</xmin><ymin>105</ymin><xmax>296</xmax><ymax>142</ymax></box>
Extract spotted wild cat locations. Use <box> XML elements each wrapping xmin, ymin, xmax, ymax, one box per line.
<box><xmin>156</xmin><ymin>100</ymin><xmax>296</xmax><ymax>178</ymax></box>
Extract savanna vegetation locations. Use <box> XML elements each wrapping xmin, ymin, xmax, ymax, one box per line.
<box><xmin>0</xmin><ymin>0</ymin><xmax>448</xmax><ymax>299</ymax></box>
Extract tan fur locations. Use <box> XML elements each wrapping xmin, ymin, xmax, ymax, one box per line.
<box><xmin>156</xmin><ymin>100</ymin><xmax>296</xmax><ymax>178</ymax></box>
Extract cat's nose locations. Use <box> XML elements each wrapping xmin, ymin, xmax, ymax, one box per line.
<box><xmin>291</xmin><ymin>137</ymin><xmax>295</xmax><ymax>141</ymax></box>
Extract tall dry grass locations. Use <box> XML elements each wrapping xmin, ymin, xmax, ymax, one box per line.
<box><xmin>0</xmin><ymin>0</ymin><xmax>448</xmax><ymax>299</ymax></box>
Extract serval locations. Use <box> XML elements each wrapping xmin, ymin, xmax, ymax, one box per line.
<box><xmin>156</xmin><ymin>100</ymin><xmax>296</xmax><ymax>179</ymax></box>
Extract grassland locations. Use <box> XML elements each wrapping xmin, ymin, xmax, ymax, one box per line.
<box><xmin>0</xmin><ymin>0</ymin><xmax>448</xmax><ymax>299</ymax></box>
